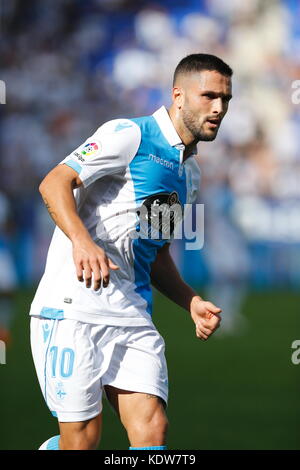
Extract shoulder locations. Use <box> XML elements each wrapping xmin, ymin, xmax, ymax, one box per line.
<box><xmin>94</xmin><ymin>118</ymin><xmax>141</xmax><ymax>141</ymax></box>
<box><xmin>92</xmin><ymin>118</ymin><xmax>142</xmax><ymax>160</ymax></box>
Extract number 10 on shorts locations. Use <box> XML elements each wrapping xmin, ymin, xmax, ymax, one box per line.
<box><xmin>49</xmin><ymin>346</ymin><xmax>75</xmax><ymax>378</ymax></box>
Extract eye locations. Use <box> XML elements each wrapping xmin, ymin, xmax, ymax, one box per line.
<box><xmin>202</xmin><ymin>93</ymin><xmax>215</xmax><ymax>99</ymax></box>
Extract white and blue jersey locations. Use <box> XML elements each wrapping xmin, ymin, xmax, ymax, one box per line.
<box><xmin>29</xmin><ymin>106</ymin><xmax>201</xmax><ymax>326</ymax></box>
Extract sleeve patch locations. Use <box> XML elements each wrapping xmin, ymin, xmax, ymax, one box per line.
<box><xmin>71</xmin><ymin>140</ymin><xmax>102</xmax><ymax>163</ymax></box>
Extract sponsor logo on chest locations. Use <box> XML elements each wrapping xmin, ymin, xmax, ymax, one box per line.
<box><xmin>148</xmin><ymin>153</ymin><xmax>174</xmax><ymax>171</ymax></box>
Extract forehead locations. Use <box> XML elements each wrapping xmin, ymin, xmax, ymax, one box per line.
<box><xmin>187</xmin><ymin>70</ymin><xmax>232</xmax><ymax>93</ymax></box>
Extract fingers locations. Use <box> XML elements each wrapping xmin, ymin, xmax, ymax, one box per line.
<box><xmin>75</xmin><ymin>254</ymin><xmax>120</xmax><ymax>290</ymax></box>
<box><xmin>196</xmin><ymin>324</ymin><xmax>211</xmax><ymax>341</ymax></box>
<box><xmin>108</xmin><ymin>259</ymin><xmax>119</xmax><ymax>270</ymax></box>
<box><xmin>205</xmin><ymin>301</ymin><xmax>222</xmax><ymax>314</ymax></box>
<box><xmin>196</xmin><ymin>319</ymin><xmax>221</xmax><ymax>341</ymax></box>
<box><xmin>206</xmin><ymin>314</ymin><xmax>221</xmax><ymax>330</ymax></box>
<box><xmin>100</xmin><ymin>257</ymin><xmax>120</xmax><ymax>287</ymax></box>
<box><xmin>197</xmin><ymin>324</ymin><xmax>212</xmax><ymax>336</ymax></box>
<box><xmin>82</xmin><ymin>261</ymin><xmax>92</xmax><ymax>288</ymax></box>
<box><xmin>100</xmin><ymin>259</ymin><xmax>110</xmax><ymax>288</ymax></box>
<box><xmin>76</xmin><ymin>261</ymin><xmax>84</xmax><ymax>283</ymax></box>
<box><xmin>191</xmin><ymin>299</ymin><xmax>222</xmax><ymax>341</ymax></box>
<box><xmin>196</xmin><ymin>326</ymin><xmax>220</xmax><ymax>341</ymax></box>
<box><xmin>196</xmin><ymin>328</ymin><xmax>209</xmax><ymax>341</ymax></box>
<box><xmin>89</xmin><ymin>259</ymin><xmax>102</xmax><ymax>290</ymax></box>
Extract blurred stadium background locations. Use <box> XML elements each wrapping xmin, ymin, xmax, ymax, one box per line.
<box><xmin>0</xmin><ymin>0</ymin><xmax>299</xmax><ymax>450</ymax></box>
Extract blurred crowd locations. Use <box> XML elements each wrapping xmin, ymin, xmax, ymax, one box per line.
<box><xmin>1</xmin><ymin>0</ymin><xmax>300</xmax><ymax>334</ymax></box>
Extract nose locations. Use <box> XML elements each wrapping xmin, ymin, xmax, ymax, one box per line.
<box><xmin>212</xmin><ymin>97</ymin><xmax>223</xmax><ymax>115</ymax></box>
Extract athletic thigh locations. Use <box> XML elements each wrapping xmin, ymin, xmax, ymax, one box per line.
<box><xmin>105</xmin><ymin>385</ymin><xmax>167</xmax><ymax>421</ymax></box>
<box><xmin>105</xmin><ymin>385</ymin><xmax>168</xmax><ymax>448</ymax></box>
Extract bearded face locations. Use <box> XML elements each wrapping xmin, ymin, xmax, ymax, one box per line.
<box><xmin>176</xmin><ymin>70</ymin><xmax>232</xmax><ymax>143</ymax></box>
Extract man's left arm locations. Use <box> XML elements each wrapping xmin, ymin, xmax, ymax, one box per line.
<box><xmin>150</xmin><ymin>243</ymin><xmax>221</xmax><ymax>340</ymax></box>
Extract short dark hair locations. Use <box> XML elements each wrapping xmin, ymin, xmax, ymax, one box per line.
<box><xmin>173</xmin><ymin>53</ymin><xmax>233</xmax><ymax>85</ymax></box>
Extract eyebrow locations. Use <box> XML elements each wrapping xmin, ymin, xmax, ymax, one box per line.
<box><xmin>201</xmin><ymin>91</ymin><xmax>232</xmax><ymax>100</ymax></box>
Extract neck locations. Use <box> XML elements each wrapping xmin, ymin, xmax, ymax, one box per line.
<box><xmin>168</xmin><ymin>105</ymin><xmax>198</xmax><ymax>161</ymax></box>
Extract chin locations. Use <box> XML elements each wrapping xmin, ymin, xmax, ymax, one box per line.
<box><xmin>199</xmin><ymin>132</ymin><xmax>217</xmax><ymax>142</ymax></box>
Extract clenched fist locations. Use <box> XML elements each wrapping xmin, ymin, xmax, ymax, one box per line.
<box><xmin>190</xmin><ymin>296</ymin><xmax>222</xmax><ymax>340</ymax></box>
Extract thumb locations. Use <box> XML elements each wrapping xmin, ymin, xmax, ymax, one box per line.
<box><xmin>108</xmin><ymin>259</ymin><xmax>119</xmax><ymax>270</ymax></box>
<box><xmin>206</xmin><ymin>302</ymin><xmax>222</xmax><ymax>314</ymax></box>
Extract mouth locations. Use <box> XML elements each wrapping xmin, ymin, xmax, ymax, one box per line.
<box><xmin>206</xmin><ymin>118</ymin><xmax>221</xmax><ymax>129</ymax></box>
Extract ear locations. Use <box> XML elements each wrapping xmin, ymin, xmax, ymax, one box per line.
<box><xmin>172</xmin><ymin>86</ymin><xmax>184</xmax><ymax>109</ymax></box>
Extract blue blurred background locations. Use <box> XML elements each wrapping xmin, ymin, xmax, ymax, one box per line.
<box><xmin>0</xmin><ymin>0</ymin><xmax>300</xmax><ymax>450</ymax></box>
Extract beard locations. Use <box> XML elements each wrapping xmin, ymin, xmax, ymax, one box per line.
<box><xmin>181</xmin><ymin>107</ymin><xmax>219</xmax><ymax>142</ymax></box>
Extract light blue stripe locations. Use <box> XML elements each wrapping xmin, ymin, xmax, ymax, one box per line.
<box><xmin>129</xmin><ymin>446</ymin><xmax>167</xmax><ymax>450</ymax></box>
<box><xmin>51</xmin><ymin>411</ymin><xmax>58</xmax><ymax>418</ymax></box>
<box><xmin>43</xmin><ymin>321</ymin><xmax>56</xmax><ymax>409</ymax></box>
<box><xmin>46</xmin><ymin>435</ymin><xmax>60</xmax><ymax>450</ymax></box>
<box><xmin>131</xmin><ymin>238</ymin><xmax>157</xmax><ymax>315</ymax></box>
<box><xmin>129</xmin><ymin>115</ymin><xmax>186</xmax><ymax>316</ymax></box>
<box><xmin>65</xmin><ymin>159</ymin><xmax>82</xmax><ymax>174</ymax></box>
<box><xmin>40</xmin><ymin>307</ymin><xmax>64</xmax><ymax>320</ymax></box>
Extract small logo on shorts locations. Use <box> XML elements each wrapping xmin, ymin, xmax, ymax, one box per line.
<box><xmin>64</xmin><ymin>297</ymin><xmax>72</xmax><ymax>304</ymax></box>
<box><xmin>56</xmin><ymin>382</ymin><xmax>67</xmax><ymax>400</ymax></box>
<box><xmin>42</xmin><ymin>322</ymin><xmax>51</xmax><ymax>343</ymax></box>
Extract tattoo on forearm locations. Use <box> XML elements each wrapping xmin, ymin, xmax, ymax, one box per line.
<box><xmin>42</xmin><ymin>197</ymin><xmax>58</xmax><ymax>223</ymax></box>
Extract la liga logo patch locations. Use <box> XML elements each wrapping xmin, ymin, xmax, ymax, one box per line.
<box><xmin>81</xmin><ymin>142</ymin><xmax>100</xmax><ymax>157</ymax></box>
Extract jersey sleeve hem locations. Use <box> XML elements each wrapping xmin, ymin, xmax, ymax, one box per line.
<box><xmin>59</xmin><ymin>158</ymin><xmax>94</xmax><ymax>187</ymax></box>
<box><xmin>64</xmin><ymin>159</ymin><xmax>82</xmax><ymax>174</ymax></box>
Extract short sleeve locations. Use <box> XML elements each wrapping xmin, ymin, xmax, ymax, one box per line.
<box><xmin>59</xmin><ymin>119</ymin><xmax>141</xmax><ymax>188</ymax></box>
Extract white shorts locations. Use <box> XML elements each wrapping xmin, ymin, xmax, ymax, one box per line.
<box><xmin>30</xmin><ymin>316</ymin><xmax>168</xmax><ymax>422</ymax></box>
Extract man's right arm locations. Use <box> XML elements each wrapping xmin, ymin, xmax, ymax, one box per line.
<box><xmin>39</xmin><ymin>164</ymin><xmax>119</xmax><ymax>290</ymax></box>
<box><xmin>40</xmin><ymin>117</ymin><xmax>141</xmax><ymax>289</ymax></box>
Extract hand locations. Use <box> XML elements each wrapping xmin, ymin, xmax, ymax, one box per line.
<box><xmin>190</xmin><ymin>296</ymin><xmax>222</xmax><ymax>341</ymax></box>
<box><xmin>72</xmin><ymin>237</ymin><xmax>119</xmax><ymax>290</ymax></box>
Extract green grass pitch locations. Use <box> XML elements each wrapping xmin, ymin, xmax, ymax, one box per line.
<box><xmin>0</xmin><ymin>287</ymin><xmax>299</xmax><ymax>449</ymax></box>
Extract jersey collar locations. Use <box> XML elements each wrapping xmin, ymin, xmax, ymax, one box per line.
<box><xmin>152</xmin><ymin>106</ymin><xmax>183</xmax><ymax>148</ymax></box>
<box><xmin>152</xmin><ymin>106</ymin><xmax>197</xmax><ymax>157</ymax></box>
